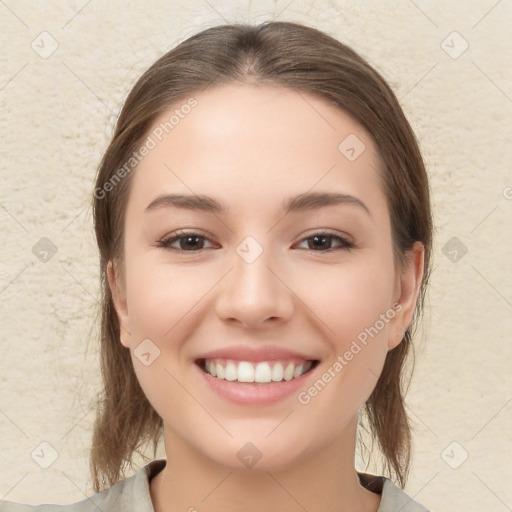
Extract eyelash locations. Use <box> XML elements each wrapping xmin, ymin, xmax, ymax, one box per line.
<box><xmin>155</xmin><ymin>230</ymin><xmax>354</xmax><ymax>254</ymax></box>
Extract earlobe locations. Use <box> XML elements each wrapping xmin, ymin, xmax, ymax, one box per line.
<box><xmin>387</xmin><ymin>242</ymin><xmax>425</xmax><ymax>350</ymax></box>
<box><xmin>107</xmin><ymin>260</ymin><xmax>131</xmax><ymax>348</ymax></box>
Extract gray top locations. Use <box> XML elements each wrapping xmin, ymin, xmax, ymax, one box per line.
<box><xmin>0</xmin><ymin>459</ymin><xmax>429</xmax><ymax>512</ymax></box>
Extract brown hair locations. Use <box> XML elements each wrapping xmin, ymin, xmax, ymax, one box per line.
<box><xmin>91</xmin><ymin>21</ymin><xmax>432</xmax><ymax>492</ymax></box>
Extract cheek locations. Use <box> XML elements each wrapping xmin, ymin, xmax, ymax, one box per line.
<box><xmin>294</xmin><ymin>255</ymin><xmax>395</xmax><ymax>401</ymax></box>
<box><xmin>124</xmin><ymin>256</ymin><xmax>214</xmax><ymax>342</ymax></box>
<box><xmin>297</xmin><ymin>255</ymin><xmax>396</xmax><ymax>346</ymax></box>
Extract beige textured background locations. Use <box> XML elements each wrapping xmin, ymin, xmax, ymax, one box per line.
<box><xmin>1</xmin><ymin>1</ymin><xmax>511</xmax><ymax>511</ymax></box>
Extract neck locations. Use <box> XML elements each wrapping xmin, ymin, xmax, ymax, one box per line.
<box><xmin>150</xmin><ymin>417</ymin><xmax>381</xmax><ymax>512</ymax></box>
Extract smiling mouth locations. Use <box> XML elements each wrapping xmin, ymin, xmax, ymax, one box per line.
<box><xmin>196</xmin><ymin>358</ymin><xmax>319</xmax><ymax>384</ymax></box>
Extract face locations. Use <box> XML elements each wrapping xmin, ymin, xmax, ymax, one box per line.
<box><xmin>108</xmin><ymin>83</ymin><xmax>423</xmax><ymax>472</ymax></box>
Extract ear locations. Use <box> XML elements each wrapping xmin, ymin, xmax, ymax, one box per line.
<box><xmin>107</xmin><ymin>260</ymin><xmax>131</xmax><ymax>348</ymax></box>
<box><xmin>387</xmin><ymin>241</ymin><xmax>425</xmax><ymax>350</ymax></box>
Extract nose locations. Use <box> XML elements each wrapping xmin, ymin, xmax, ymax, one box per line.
<box><xmin>214</xmin><ymin>247</ymin><xmax>295</xmax><ymax>329</ymax></box>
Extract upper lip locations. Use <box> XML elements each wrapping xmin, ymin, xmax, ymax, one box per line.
<box><xmin>195</xmin><ymin>345</ymin><xmax>318</xmax><ymax>363</ymax></box>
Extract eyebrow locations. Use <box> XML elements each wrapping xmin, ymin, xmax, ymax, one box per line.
<box><xmin>145</xmin><ymin>192</ymin><xmax>371</xmax><ymax>217</ymax></box>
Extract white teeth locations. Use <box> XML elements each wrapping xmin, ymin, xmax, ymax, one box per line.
<box><xmin>216</xmin><ymin>363</ymin><xmax>225</xmax><ymax>379</ymax></box>
<box><xmin>254</xmin><ymin>362</ymin><xmax>272</xmax><ymax>383</ymax></box>
<box><xmin>237</xmin><ymin>361</ymin><xmax>254</xmax><ymax>382</ymax></box>
<box><xmin>271</xmin><ymin>362</ymin><xmax>284</xmax><ymax>382</ymax></box>
<box><xmin>283</xmin><ymin>362</ymin><xmax>295</xmax><ymax>381</ymax></box>
<box><xmin>204</xmin><ymin>359</ymin><xmax>313</xmax><ymax>383</ymax></box>
<box><xmin>293</xmin><ymin>363</ymin><xmax>304</xmax><ymax>379</ymax></box>
<box><xmin>225</xmin><ymin>361</ymin><xmax>237</xmax><ymax>381</ymax></box>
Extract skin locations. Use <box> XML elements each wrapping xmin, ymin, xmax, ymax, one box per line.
<box><xmin>108</xmin><ymin>83</ymin><xmax>424</xmax><ymax>512</ymax></box>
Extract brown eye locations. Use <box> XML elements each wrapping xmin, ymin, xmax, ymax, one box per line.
<box><xmin>175</xmin><ymin>235</ymin><xmax>205</xmax><ymax>251</ymax></box>
<box><xmin>156</xmin><ymin>232</ymin><xmax>216</xmax><ymax>252</ymax></box>
<box><xmin>297</xmin><ymin>232</ymin><xmax>353</xmax><ymax>252</ymax></box>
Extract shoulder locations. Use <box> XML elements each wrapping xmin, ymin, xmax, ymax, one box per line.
<box><xmin>358</xmin><ymin>472</ymin><xmax>430</xmax><ymax>512</ymax></box>
<box><xmin>379</xmin><ymin>478</ymin><xmax>430</xmax><ymax>511</ymax></box>
<box><xmin>377</xmin><ymin>478</ymin><xmax>429</xmax><ymax>512</ymax></box>
<box><xmin>0</xmin><ymin>460</ymin><xmax>166</xmax><ymax>512</ymax></box>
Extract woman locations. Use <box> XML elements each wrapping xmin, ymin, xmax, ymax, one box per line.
<box><xmin>1</xmin><ymin>21</ymin><xmax>432</xmax><ymax>512</ymax></box>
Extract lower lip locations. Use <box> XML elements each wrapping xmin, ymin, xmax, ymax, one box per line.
<box><xmin>196</xmin><ymin>363</ymin><xmax>316</xmax><ymax>405</ymax></box>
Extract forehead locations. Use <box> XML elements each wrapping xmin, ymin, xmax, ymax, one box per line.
<box><xmin>127</xmin><ymin>83</ymin><xmax>386</xmax><ymax>218</ymax></box>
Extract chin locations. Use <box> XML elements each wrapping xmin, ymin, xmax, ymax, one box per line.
<box><xmin>193</xmin><ymin>431</ymin><xmax>315</xmax><ymax>474</ymax></box>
